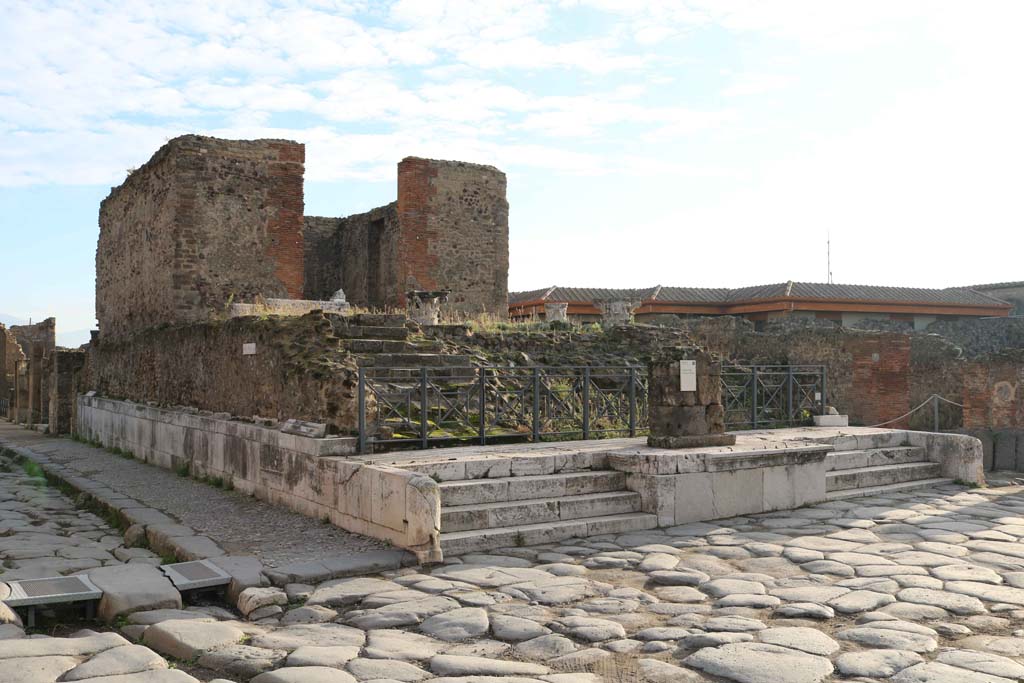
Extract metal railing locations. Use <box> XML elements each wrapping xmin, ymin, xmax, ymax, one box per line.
<box><xmin>358</xmin><ymin>365</ymin><xmax>647</xmax><ymax>453</ymax></box>
<box><xmin>721</xmin><ymin>364</ymin><xmax>827</xmax><ymax>430</ymax></box>
<box><xmin>0</xmin><ymin>398</ymin><xmax>7</xmax><ymax>419</ymax></box>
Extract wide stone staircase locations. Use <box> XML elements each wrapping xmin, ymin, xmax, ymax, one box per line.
<box><xmin>824</xmin><ymin>432</ymin><xmax>950</xmax><ymax>500</ymax></box>
<box><xmin>366</xmin><ymin>446</ymin><xmax>659</xmax><ymax>556</ymax></box>
<box><xmin>332</xmin><ymin>313</ymin><xmax>474</xmax><ymax>370</ymax></box>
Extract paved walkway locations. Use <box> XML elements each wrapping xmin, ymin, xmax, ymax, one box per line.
<box><xmin>0</xmin><ymin>423</ymin><xmax>389</xmax><ymax>569</ymax></box>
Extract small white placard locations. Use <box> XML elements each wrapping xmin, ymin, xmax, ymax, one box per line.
<box><xmin>242</xmin><ymin>343</ymin><xmax>257</xmax><ymax>356</ymax></box>
<box><xmin>679</xmin><ymin>359</ymin><xmax>697</xmax><ymax>392</ymax></box>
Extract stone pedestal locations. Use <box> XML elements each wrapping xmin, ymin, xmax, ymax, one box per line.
<box><xmin>647</xmin><ymin>353</ymin><xmax>736</xmax><ymax>448</ymax></box>
<box><xmin>598</xmin><ymin>300</ymin><xmax>638</xmax><ymax>326</ymax></box>
<box><xmin>544</xmin><ymin>303</ymin><xmax>568</xmax><ymax>323</ymax></box>
<box><xmin>407</xmin><ymin>290</ymin><xmax>450</xmax><ymax>326</ymax></box>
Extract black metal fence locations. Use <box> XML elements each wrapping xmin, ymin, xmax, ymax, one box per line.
<box><xmin>0</xmin><ymin>398</ymin><xmax>8</xmax><ymax>420</ymax></box>
<box><xmin>357</xmin><ymin>364</ymin><xmax>829</xmax><ymax>453</ymax></box>
<box><xmin>358</xmin><ymin>365</ymin><xmax>647</xmax><ymax>453</ymax></box>
<box><xmin>721</xmin><ymin>364</ymin><xmax>827</xmax><ymax>429</ymax></box>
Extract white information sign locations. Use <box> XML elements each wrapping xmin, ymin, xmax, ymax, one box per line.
<box><xmin>679</xmin><ymin>359</ymin><xmax>697</xmax><ymax>392</ymax></box>
<box><xmin>242</xmin><ymin>343</ymin><xmax>257</xmax><ymax>356</ymax></box>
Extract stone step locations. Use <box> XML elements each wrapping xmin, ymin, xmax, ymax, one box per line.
<box><xmin>825</xmin><ymin>462</ymin><xmax>943</xmax><ymax>492</ymax></box>
<box><xmin>346</xmin><ymin>339</ymin><xmax>416</xmax><ymax>353</ymax></box>
<box><xmin>441</xmin><ymin>491</ymin><xmax>642</xmax><ymax>532</ymax></box>
<box><xmin>830</xmin><ymin>431</ymin><xmax>910</xmax><ymax>451</ymax></box>
<box><xmin>357</xmin><ymin>353</ymin><xmax>474</xmax><ymax>367</ymax></box>
<box><xmin>825</xmin><ymin>446</ymin><xmax>927</xmax><ymax>472</ymax></box>
<box><xmin>825</xmin><ymin>477</ymin><xmax>955</xmax><ymax>501</ymax></box>
<box><xmin>349</xmin><ymin>313</ymin><xmax>408</xmax><ymax>327</ymax></box>
<box><xmin>439</xmin><ymin>470</ymin><xmax>626</xmax><ymax>505</ymax></box>
<box><xmin>334</xmin><ymin>324</ymin><xmax>410</xmax><ymax>340</ymax></box>
<box><xmin>440</xmin><ymin>512</ymin><xmax>659</xmax><ymax>556</ymax></box>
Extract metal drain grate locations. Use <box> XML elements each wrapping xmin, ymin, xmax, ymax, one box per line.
<box><xmin>159</xmin><ymin>559</ymin><xmax>231</xmax><ymax>591</ymax></box>
<box><xmin>5</xmin><ymin>575</ymin><xmax>103</xmax><ymax>607</ymax></box>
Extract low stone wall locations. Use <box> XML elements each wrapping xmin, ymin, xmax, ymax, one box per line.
<box><xmin>76</xmin><ymin>396</ymin><xmax>442</xmax><ymax>562</ymax></box>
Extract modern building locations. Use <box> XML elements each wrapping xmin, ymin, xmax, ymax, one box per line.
<box><xmin>968</xmin><ymin>281</ymin><xmax>1024</xmax><ymax>316</ymax></box>
<box><xmin>509</xmin><ymin>281</ymin><xmax>1013</xmax><ymax>329</ymax></box>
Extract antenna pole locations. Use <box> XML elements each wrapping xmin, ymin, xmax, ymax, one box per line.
<box><xmin>827</xmin><ymin>232</ymin><xmax>832</xmax><ymax>284</ymax></box>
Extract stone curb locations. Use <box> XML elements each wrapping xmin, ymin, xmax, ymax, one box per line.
<box><xmin>0</xmin><ymin>435</ymin><xmax>419</xmax><ymax>591</ymax></box>
<box><xmin>0</xmin><ymin>440</ymin><xmax>228</xmax><ymax>568</ymax></box>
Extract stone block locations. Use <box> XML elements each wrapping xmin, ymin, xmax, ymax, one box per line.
<box><xmin>710</xmin><ymin>468</ymin><xmax>764</xmax><ymax>519</ymax></box>
<box><xmin>647</xmin><ymin>434</ymin><xmax>736</xmax><ymax>450</ymax></box>
<box><xmin>994</xmin><ymin>430</ymin><xmax>1018</xmax><ymax>470</ymax></box>
<box><xmin>705</xmin><ymin>404</ymin><xmax>725</xmax><ymax>433</ymax></box>
<box><xmin>87</xmin><ymin>564</ymin><xmax>182</xmax><ymax>622</ymax></box>
<box><xmin>650</xmin><ymin>406</ymin><xmax>708</xmax><ymax>437</ymax></box>
<box><xmin>674</xmin><ymin>473</ymin><xmax>715</xmax><ymax>525</ymax></box>
<box><xmin>813</xmin><ymin>414</ymin><xmax>850</xmax><ymax>427</ymax></box>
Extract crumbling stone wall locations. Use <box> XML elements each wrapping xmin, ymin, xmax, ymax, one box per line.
<box><xmin>924</xmin><ymin>317</ymin><xmax>1024</xmax><ymax>357</ymax></box>
<box><xmin>82</xmin><ymin>313</ymin><xmax>360</xmax><ymax>432</ymax></box>
<box><xmin>10</xmin><ymin>318</ymin><xmax>55</xmax><ymax>425</ymax></box>
<box><xmin>305</xmin><ymin>157</ymin><xmax>509</xmax><ymax>318</ymax></box>
<box><xmin>0</xmin><ymin>325</ymin><xmax>22</xmax><ymax>415</ymax></box>
<box><xmin>304</xmin><ymin>204</ymin><xmax>401</xmax><ymax>309</ymax></box>
<box><xmin>97</xmin><ymin>135</ymin><xmax>305</xmax><ymax>341</ymax></box>
<box><xmin>49</xmin><ymin>349</ymin><xmax>85</xmax><ymax>434</ymax></box>
<box><xmin>964</xmin><ymin>349</ymin><xmax>1024</xmax><ymax>430</ymax></box>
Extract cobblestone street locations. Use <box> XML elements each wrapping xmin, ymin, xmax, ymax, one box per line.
<box><xmin>6</xmin><ymin>430</ymin><xmax>1024</xmax><ymax>682</ymax></box>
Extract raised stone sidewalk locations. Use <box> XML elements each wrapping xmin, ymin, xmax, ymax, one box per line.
<box><xmin>0</xmin><ymin>423</ymin><xmax>413</xmax><ymax>585</ymax></box>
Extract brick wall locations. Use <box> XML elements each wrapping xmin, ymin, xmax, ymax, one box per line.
<box><xmin>846</xmin><ymin>334</ymin><xmax>912</xmax><ymax>427</ymax></box>
<box><xmin>97</xmin><ymin>135</ymin><xmax>305</xmax><ymax>341</ymax></box>
<box><xmin>397</xmin><ymin>157</ymin><xmax>509</xmax><ymax>318</ymax></box>
<box><xmin>964</xmin><ymin>350</ymin><xmax>1024</xmax><ymax>429</ymax></box>
<box><xmin>304</xmin><ymin>157</ymin><xmax>509</xmax><ymax>318</ymax></box>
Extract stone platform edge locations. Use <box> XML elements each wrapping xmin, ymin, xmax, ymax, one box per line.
<box><xmin>76</xmin><ymin>396</ymin><xmax>442</xmax><ymax>563</ymax></box>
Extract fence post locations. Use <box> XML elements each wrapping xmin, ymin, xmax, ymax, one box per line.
<box><xmin>358</xmin><ymin>367</ymin><xmax>367</xmax><ymax>454</ymax></box>
<box><xmin>628</xmin><ymin>366</ymin><xmax>637</xmax><ymax>438</ymax></box>
<box><xmin>532</xmin><ymin>367</ymin><xmax>541</xmax><ymax>442</ymax></box>
<box><xmin>582</xmin><ymin>366</ymin><xmax>591</xmax><ymax>440</ymax></box>
<box><xmin>786</xmin><ymin>366</ymin><xmax>794</xmax><ymax>424</ymax></box>
<box><xmin>933</xmin><ymin>395</ymin><xmax>940</xmax><ymax>432</ymax></box>
<box><xmin>420</xmin><ymin>368</ymin><xmax>429</xmax><ymax>450</ymax></box>
<box><xmin>479</xmin><ymin>367</ymin><xmax>487</xmax><ymax>445</ymax></box>
<box><xmin>820</xmin><ymin>366</ymin><xmax>828</xmax><ymax>417</ymax></box>
<box><xmin>751</xmin><ymin>366</ymin><xmax>759</xmax><ymax>429</ymax></box>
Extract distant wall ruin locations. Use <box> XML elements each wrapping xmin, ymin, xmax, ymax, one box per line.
<box><xmin>10</xmin><ymin>318</ymin><xmax>55</xmax><ymax>425</ymax></box>
<box><xmin>96</xmin><ymin>135</ymin><xmax>305</xmax><ymax>341</ymax></box>
<box><xmin>304</xmin><ymin>157</ymin><xmax>509</xmax><ymax>318</ymax></box>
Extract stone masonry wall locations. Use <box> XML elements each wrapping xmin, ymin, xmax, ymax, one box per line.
<box><xmin>49</xmin><ymin>349</ymin><xmax>85</xmax><ymax>434</ymax></box>
<box><xmin>304</xmin><ymin>203</ymin><xmax>401</xmax><ymax>309</ymax></box>
<box><xmin>82</xmin><ymin>313</ymin><xmax>361</xmax><ymax>432</ymax></box>
<box><xmin>304</xmin><ymin>157</ymin><xmax>509</xmax><ymax>318</ymax></box>
<box><xmin>10</xmin><ymin>318</ymin><xmax>55</xmax><ymax>425</ymax></box>
<box><xmin>97</xmin><ymin>135</ymin><xmax>305</xmax><ymax>341</ymax></box>
<box><xmin>964</xmin><ymin>349</ymin><xmax>1024</xmax><ymax>430</ymax></box>
<box><xmin>397</xmin><ymin>157</ymin><xmax>509</xmax><ymax>318</ymax></box>
<box><xmin>0</xmin><ymin>325</ymin><xmax>21</xmax><ymax>414</ymax></box>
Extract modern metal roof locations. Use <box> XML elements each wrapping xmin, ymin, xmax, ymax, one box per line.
<box><xmin>509</xmin><ymin>281</ymin><xmax>1011</xmax><ymax>307</ymax></box>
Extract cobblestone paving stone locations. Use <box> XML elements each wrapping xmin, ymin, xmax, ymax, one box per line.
<box><xmin>75</xmin><ymin>482</ymin><xmax>1024</xmax><ymax>683</ymax></box>
<box><xmin>0</xmin><ymin>426</ymin><xmax>388</xmax><ymax>567</ymax></box>
<box><xmin>0</xmin><ymin>452</ymin><xmax>204</xmax><ymax>682</ymax></box>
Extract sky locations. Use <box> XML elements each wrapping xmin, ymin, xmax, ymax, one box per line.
<box><xmin>2</xmin><ymin>1</ymin><xmax>1023</xmax><ymax>343</ymax></box>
